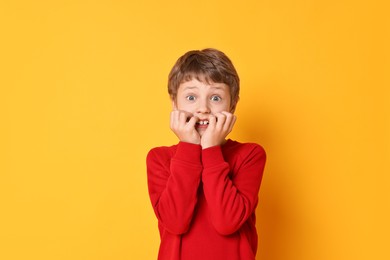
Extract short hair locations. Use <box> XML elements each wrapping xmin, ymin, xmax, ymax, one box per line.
<box><xmin>168</xmin><ymin>48</ymin><xmax>240</xmax><ymax>111</ymax></box>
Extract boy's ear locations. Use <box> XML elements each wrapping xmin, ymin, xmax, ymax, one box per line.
<box><xmin>171</xmin><ymin>99</ymin><xmax>178</xmax><ymax>110</ymax></box>
<box><xmin>230</xmin><ymin>98</ymin><xmax>239</xmax><ymax>113</ymax></box>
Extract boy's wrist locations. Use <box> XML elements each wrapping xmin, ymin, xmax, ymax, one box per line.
<box><xmin>174</xmin><ymin>141</ymin><xmax>202</xmax><ymax>164</ymax></box>
<box><xmin>201</xmin><ymin>138</ymin><xmax>225</xmax><ymax>149</ymax></box>
<box><xmin>201</xmin><ymin>145</ymin><xmax>225</xmax><ymax>168</ymax></box>
<box><xmin>180</xmin><ymin>138</ymin><xmax>201</xmax><ymax>145</ymax></box>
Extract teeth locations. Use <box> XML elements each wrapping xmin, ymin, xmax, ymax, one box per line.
<box><xmin>199</xmin><ymin>120</ymin><xmax>209</xmax><ymax>125</ymax></box>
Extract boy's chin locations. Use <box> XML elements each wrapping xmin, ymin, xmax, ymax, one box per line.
<box><xmin>196</xmin><ymin>129</ymin><xmax>206</xmax><ymax>136</ymax></box>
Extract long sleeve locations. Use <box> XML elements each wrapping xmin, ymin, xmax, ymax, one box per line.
<box><xmin>201</xmin><ymin>143</ymin><xmax>266</xmax><ymax>235</ymax></box>
<box><xmin>147</xmin><ymin>142</ymin><xmax>203</xmax><ymax>235</ymax></box>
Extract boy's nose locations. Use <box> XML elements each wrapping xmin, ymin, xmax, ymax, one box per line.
<box><xmin>197</xmin><ymin>100</ymin><xmax>210</xmax><ymax>114</ymax></box>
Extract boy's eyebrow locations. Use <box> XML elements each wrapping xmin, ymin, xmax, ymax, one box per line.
<box><xmin>182</xmin><ymin>85</ymin><xmax>226</xmax><ymax>91</ymax></box>
<box><xmin>182</xmin><ymin>86</ymin><xmax>198</xmax><ymax>90</ymax></box>
<box><xmin>210</xmin><ymin>86</ymin><xmax>225</xmax><ymax>90</ymax></box>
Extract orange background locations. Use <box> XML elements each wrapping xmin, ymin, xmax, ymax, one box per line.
<box><xmin>1</xmin><ymin>0</ymin><xmax>389</xmax><ymax>259</ymax></box>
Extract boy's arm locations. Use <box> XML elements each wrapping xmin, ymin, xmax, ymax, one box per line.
<box><xmin>147</xmin><ymin>142</ymin><xmax>202</xmax><ymax>235</ymax></box>
<box><xmin>201</xmin><ymin>144</ymin><xmax>266</xmax><ymax>235</ymax></box>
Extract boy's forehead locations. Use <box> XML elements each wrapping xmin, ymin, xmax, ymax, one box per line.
<box><xmin>179</xmin><ymin>78</ymin><xmax>228</xmax><ymax>90</ymax></box>
<box><xmin>181</xmin><ymin>72</ymin><xmax>212</xmax><ymax>84</ymax></box>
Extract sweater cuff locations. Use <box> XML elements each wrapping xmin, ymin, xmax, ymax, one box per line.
<box><xmin>201</xmin><ymin>145</ymin><xmax>225</xmax><ymax>168</ymax></box>
<box><xmin>174</xmin><ymin>142</ymin><xmax>202</xmax><ymax>164</ymax></box>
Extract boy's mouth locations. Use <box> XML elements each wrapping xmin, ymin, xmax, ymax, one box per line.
<box><xmin>196</xmin><ymin>120</ymin><xmax>209</xmax><ymax>126</ymax></box>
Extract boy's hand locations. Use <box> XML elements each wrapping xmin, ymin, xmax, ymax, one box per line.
<box><xmin>201</xmin><ymin>111</ymin><xmax>236</xmax><ymax>149</ymax></box>
<box><xmin>170</xmin><ymin>110</ymin><xmax>201</xmax><ymax>145</ymax></box>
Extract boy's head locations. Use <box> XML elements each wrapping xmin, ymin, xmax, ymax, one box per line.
<box><xmin>168</xmin><ymin>48</ymin><xmax>240</xmax><ymax>112</ymax></box>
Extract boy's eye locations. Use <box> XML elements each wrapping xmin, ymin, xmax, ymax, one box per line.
<box><xmin>186</xmin><ymin>95</ymin><xmax>196</xmax><ymax>101</ymax></box>
<box><xmin>211</xmin><ymin>95</ymin><xmax>222</xmax><ymax>101</ymax></box>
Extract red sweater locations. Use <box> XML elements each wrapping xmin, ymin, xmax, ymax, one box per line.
<box><xmin>146</xmin><ymin>139</ymin><xmax>266</xmax><ymax>260</ymax></box>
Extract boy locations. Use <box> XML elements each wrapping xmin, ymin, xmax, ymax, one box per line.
<box><xmin>146</xmin><ymin>48</ymin><xmax>266</xmax><ymax>260</ymax></box>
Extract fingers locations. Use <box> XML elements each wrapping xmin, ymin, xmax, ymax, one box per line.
<box><xmin>222</xmin><ymin>111</ymin><xmax>237</xmax><ymax>133</ymax></box>
<box><xmin>208</xmin><ymin>114</ymin><xmax>217</xmax><ymax>126</ymax></box>
<box><xmin>215</xmin><ymin>113</ymin><xmax>226</xmax><ymax>129</ymax></box>
<box><xmin>200</xmin><ymin>111</ymin><xmax>236</xmax><ymax>149</ymax></box>
<box><xmin>170</xmin><ymin>110</ymin><xmax>199</xmax><ymax>135</ymax></box>
<box><xmin>170</xmin><ymin>110</ymin><xmax>201</xmax><ymax>144</ymax></box>
<box><xmin>179</xmin><ymin>111</ymin><xmax>188</xmax><ymax>125</ymax></box>
<box><xmin>213</xmin><ymin>111</ymin><xmax>236</xmax><ymax>132</ymax></box>
<box><xmin>171</xmin><ymin>110</ymin><xmax>195</xmax><ymax>126</ymax></box>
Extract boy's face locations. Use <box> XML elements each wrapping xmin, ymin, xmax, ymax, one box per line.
<box><xmin>173</xmin><ymin>78</ymin><xmax>232</xmax><ymax>136</ymax></box>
